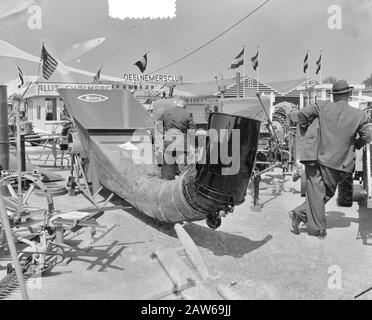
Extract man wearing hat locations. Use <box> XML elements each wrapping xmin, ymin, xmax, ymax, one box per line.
<box><xmin>158</xmin><ymin>96</ymin><xmax>195</xmax><ymax>180</ymax></box>
<box><xmin>289</xmin><ymin>80</ymin><xmax>371</xmax><ymax>239</ymax></box>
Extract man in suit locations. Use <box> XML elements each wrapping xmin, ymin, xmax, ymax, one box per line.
<box><xmin>158</xmin><ymin>96</ymin><xmax>195</xmax><ymax>180</ymax></box>
<box><xmin>289</xmin><ymin>80</ymin><xmax>371</xmax><ymax>239</ymax></box>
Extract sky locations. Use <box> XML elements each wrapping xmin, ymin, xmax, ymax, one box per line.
<box><xmin>0</xmin><ymin>0</ymin><xmax>371</xmax><ymax>85</ymax></box>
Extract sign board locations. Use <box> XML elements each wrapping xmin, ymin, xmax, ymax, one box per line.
<box><xmin>1</xmin><ymin>169</ymin><xmax>40</xmax><ymax>178</ymax></box>
<box><xmin>24</xmin><ymin>83</ymin><xmax>113</xmax><ymax>98</ymax></box>
<box><xmin>123</xmin><ymin>73</ymin><xmax>184</xmax><ymax>84</ymax></box>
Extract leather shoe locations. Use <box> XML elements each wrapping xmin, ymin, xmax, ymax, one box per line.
<box><xmin>315</xmin><ymin>229</ymin><xmax>327</xmax><ymax>239</ymax></box>
<box><xmin>288</xmin><ymin>210</ymin><xmax>301</xmax><ymax>235</ymax></box>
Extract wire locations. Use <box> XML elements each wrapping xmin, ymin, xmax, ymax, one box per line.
<box><xmin>149</xmin><ymin>0</ymin><xmax>271</xmax><ymax>74</ymax></box>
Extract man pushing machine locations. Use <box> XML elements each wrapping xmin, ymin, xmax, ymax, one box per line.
<box><xmin>289</xmin><ymin>80</ymin><xmax>371</xmax><ymax>239</ymax></box>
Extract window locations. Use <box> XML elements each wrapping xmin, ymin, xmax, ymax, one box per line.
<box><xmin>45</xmin><ymin>98</ymin><xmax>57</xmax><ymax>121</ymax></box>
<box><xmin>122</xmin><ymin>85</ymin><xmax>127</xmax><ymax>89</ymax></box>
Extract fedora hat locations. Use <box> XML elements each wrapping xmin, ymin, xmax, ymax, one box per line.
<box><xmin>332</xmin><ymin>80</ymin><xmax>354</xmax><ymax>94</ymax></box>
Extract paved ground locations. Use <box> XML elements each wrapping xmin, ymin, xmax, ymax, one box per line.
<box><xmin>1</xmin><ymin>168</ymin><xmax>372</xmax><ymax>300</ymax></box>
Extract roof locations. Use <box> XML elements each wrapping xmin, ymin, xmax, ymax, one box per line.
<box><xmin>174</xmin><ymin>77</ymin><xmax>316</xmax><ymax>98</ymax></box>
<box><xmin>266</xmin><ymin>79</ymin><xmax>309</xmax><ymax>95</ymax></box>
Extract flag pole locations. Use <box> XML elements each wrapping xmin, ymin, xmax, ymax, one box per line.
<box><xmin>14</xmin><ymin>79</ymin><xmax>33</xmax><ymax>220</ymax></box>
<box><xmin>36</xmin><ymin>42</ymin><xmax>44</xmax><ymax>84</ymax></box>
<box><xmin>243</xmin><ymin>45</ymin><xmax>246</xmax><ymax>98</ymax></box>
<box><xmin>257</xmin><ymin>45</ymin><xmax>260</xmax><ymax>94</ymax></box>
<box><xmin>319</xmin><ymin>50</ymin><xmax>323</xmax><ymax>85</ymax></box>
<box><xmin>15</xmin><ymin>65</ymin><xmax>24</xmax><ymax>219</ymax></box>
<box><xmin>36</xmin><ymin>59</ymin><xmax>42</xmax><ymax>83</ymax></box>
<box><xmin>307</xmin><ymin>49</ymin><xmax>310</xmax><ymax>105</ymax></box>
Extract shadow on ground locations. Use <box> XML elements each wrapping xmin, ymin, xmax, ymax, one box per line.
<box><xmin>326</xmin><ymin>208</ymin><xmax>372</xmax><ymax>246</ymax></box>
<box><xmin>295</xmin><ymin>208</ymin><xmax>372</xmax><ymax>245</ymax></box>
<box><xmin>71</xmin><ymin>240</ymin><xmax>127</xmax><ymax>272</ymax></box>
<box><xmin>356</xmin><ymin>206</ymin><xmax>372</xmax><ymax>245</ymax></box>
<box><xmin>183</xmin><ymin>223</ymin><xmax>273</xmax><ymax>258</ymax></box>
<box><xmin>103</xmin><ymin>191</ymin><xmax>272</xmax><ymax>258</ymax></box>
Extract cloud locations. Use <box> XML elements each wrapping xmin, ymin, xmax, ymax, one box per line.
<box><xmin>0</xmin><ymin>0</ymin><xmax>35</xmax><ymax>20</ymax></box>
<box><xmin>341</xmin><ymin>0</ymin><xmax>372</xmax><ymax>38</ymax></box>
<box><xmin>108</xmin><ymin>0</ymin><xmax>176</xmax><ymax>20</ymax></box>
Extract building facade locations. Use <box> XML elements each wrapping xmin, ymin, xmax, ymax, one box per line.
<box><xmin>22</xmin><ymin>82</ymin><xmax>113</xmax><ymax>134</ymax></box>
<box><xmin>175</xmin><ymin>76</ymin><xmax>366</xmax><ymax>111</ymax></box>
<box><xmin>12</xmin><ymin>78</ymin><xmax>367</xmax><ymax>134</ymax></box>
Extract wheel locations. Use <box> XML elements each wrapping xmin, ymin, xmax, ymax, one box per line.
<box><xmin>206</xmin><ymin>215</ymin><xmax>222</xmax><ymax>230</ymax></box>
<box><xmin>352</xmin><ymin>184</ymin><xmax>366</xmax><ymax>205</ymax></box>
<box><xmin>337</xmin><ymin>172</ymin><xmax>353</xmax><ymax>207</ymax></box>
<box><xmin>0</xmin><ymin>173</ymin><xmax>54</xmax><ymax>223</ymax></box>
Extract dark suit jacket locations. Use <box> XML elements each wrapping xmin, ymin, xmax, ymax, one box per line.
<box><xmin>158</xmin><ymin>106</ymin><xmax>195</xmax><ymax>134</ymax></box>
<box><xmin>289</xmin><ymin>110</ymin><xmax>319</xmax><ymax>164</ymax></box>
<box><xmin>298</xmin><ymin>100</ymin><xmax>371</xmax><ymax>173</ymax></box>
<box><xmin>300</xmin><ymin>117</ymin><xmax>320</xmax><ymax>164</ymax></box>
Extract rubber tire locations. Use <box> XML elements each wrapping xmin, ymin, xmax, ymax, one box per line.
<box><xmin>206</xmin><ymin>216</ymin><xmax>222</xmax><ymax>230</ymax></box>
<box><xmin>352</xmin><ymin>184</ymin><xmax>365</xmax><ymax>205</ymax></box>
<box><xmin>337</xmin><ymin>172</ymin><xmax>353</xmax><ymax>207</ymax></box>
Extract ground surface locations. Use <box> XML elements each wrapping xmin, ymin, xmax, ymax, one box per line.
<box><xmin>1</xmin><ymin>167</ymin><xmax>372</xmax><ymax>300</ymax></box>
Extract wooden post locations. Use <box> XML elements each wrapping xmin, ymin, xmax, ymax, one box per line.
<box><xmin>236</xmin><ymin>72</ymin><xmax>241</xmax><ymax>98</ymax></box>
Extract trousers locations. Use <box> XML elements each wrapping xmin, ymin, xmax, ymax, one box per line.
<box><xmin>161</xmin><ymin>129</ymin><xmax>188</xmax><ymax>180</ymax></box>
<box><xmin>293</xmin><ymin>163</ymin><xmax>342</xmax><ymax>231</ymax></box>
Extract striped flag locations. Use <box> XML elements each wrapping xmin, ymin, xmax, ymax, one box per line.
<box><xmin>17</xmin><ymin>65</ymin><xmax>24</xmax><ymax>88</ymax></box>
<box><xmin>41</xmin><ymin>45</ymin><xmax>58</xmax><ymax>80</ymax></box>
<box><xmin>134</xmin><ymin>53</ymin><xmax>147</xmax><ymax>73</ymax></box>
<box><xmin>251</xmin><ymin>50</ymin><xmax>259</xmax><ymax>71</ymax></box>
<box><xmin>230</xmin><ymin>49</ymin><xmax>244</xmax><ymax>69</ymax></box>
<box><xmin>303</xmin><ymin>51</ymin><xmax>309</xmax><ymax>74</ymax></box>
<box><xmin>93</xmin><ymin>66</ymin><xmax>102</xmax><ymax>82</ymax></box>
<box><xmin>316</xmin><ymin>54</ymin><xmax>322</xmax><ymax>75</ymax></box>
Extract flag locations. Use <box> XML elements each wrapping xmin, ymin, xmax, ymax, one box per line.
<box><xmin>230</xmin><ymin>49</ymin><xmax>244</xmax><ymax>69</ymax></box>
<box><xmin>41</xmin><ymin>45</ymin><xmax>58</xmax><ymax>80</ymax></box>
<box><xmin>303</xmin><ymin>51</ymin><xmax>309</xmax><ymax>74</ymax></box>
<box><xmin>134</xmin><ymin>53</ymin><xmax>147</xmax><ymax>73</ymax></box>
<box><xmin>17</xmin><ymin>65</ymin><xmax>24</xmax><ymax>88</ymax></box>
<box><xmin>316</xmin><ymin>54</ymin><xmax>322</xmax><ymax>75</ymax></box>
<box><xmin>251</xmin><ymin>51</ymin><xmax>259</xmax><ymax>71</ymax></box>
<box><xmin>93</xmin><ymin>66</ymin><xmax>102</xmax><ymax>82</ymax></box>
